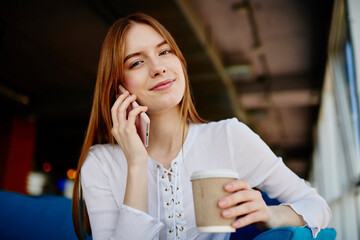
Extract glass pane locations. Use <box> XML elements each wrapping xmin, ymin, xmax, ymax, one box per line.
<box><xmin>345</xmin><ymin>41</ymin><xmax>360</xmax><ymax>154</ymax></box>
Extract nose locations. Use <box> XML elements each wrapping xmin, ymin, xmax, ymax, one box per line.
<box><xmin>153</xmin><ymin>69</ymin><xmax>166</xmax><ymax>77</ymax></box>
<box><xmin>150</xmin><ymin>58</ymin><xmax>166</xmax><ymax>78</ymax></box>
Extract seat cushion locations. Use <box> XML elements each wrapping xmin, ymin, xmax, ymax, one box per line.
<box><xmin>0</xmin><ymin>191</ymin><xmax>78</xmax><ymax>240</ymax></box>
<box><xmin>253</xmin><ymin>227</ymin><xmax>337</xmax><ymax>240</ymax></box>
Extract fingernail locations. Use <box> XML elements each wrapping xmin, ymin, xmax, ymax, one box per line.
<box><xmin>222</xmin><ymin>209</ymin><xmax>231</xmax><ymax>217</ymax></box>
<box><xmin>232</xmin><ymin>221</ymin><xmax>240</xmax><ymax>228</ymax></box>
<box><xmin>225</xmin><ymin>183</ymin><xmax>233</xmax><ymax>190</ymax></box>
<box><xmin>218</xmin><ymin>199</ymin><xmax>227</xmax><ymax>207</ymax></box>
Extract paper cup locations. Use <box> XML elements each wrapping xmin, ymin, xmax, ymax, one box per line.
<box><xmin>190</xmin><ymin>169</ymin><xmax>239</xmax><ymax>233</ymax></box>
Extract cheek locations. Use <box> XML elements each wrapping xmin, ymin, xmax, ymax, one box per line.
<box><xmin>175</xmin><ymin>63</ymin><xmax>186</xmax><ymax>89</ymax></box>
<box><xmin>173</xmin><ymin>58</ymin><xmax>184</xmax><ymax>73</ymax></box>
<box><xmin>123</xmin><ymin>71</ymin><xmax>145</xmax><ymax>93</ymax></box>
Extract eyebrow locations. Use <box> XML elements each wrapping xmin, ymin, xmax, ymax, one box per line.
<box><xmin>123</xmin><ymin>40</ymin><xmax>168</xmax><ymax>63</ymax></box>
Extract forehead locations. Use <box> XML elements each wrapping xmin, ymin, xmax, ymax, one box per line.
<box><xmin>124</xmin><ymin>23</ymin><xmax>166</xmax><ymax>54</ymax></box>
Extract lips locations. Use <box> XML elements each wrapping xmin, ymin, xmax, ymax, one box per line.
<box><xmin>150</xmin><ymin>79</ymin><xmax>175</xmax><ymax>91</ymax></box>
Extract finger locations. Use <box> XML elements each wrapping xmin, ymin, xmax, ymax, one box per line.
<box><xmin>218</xmin><ymin>189</ymin><xmax>261</xmax><ymax>209</ymax></box>
<box><xmin>111</xmin><ymin>91</ymin><xmax>129</xmax><ymax>127</ymax></box>
<box><xmin>231</xmin><ymin>210</ymin><xmax>270</xmax><ymax>229</ymax></box>
<box><xmin>127</xmin><ymin>105</ymin><xmax>148</xmax><ymax>127</ymax></box>
<box><xmin>118</xmin><ymin>94</ymin><xmax>137</xmax><ymax>122</ymax></box>
<box><xmin>224</xmin><ymin>179</ymin><xmax>251</xmax><ymax>192</ymax></box>
<box><xmin>221</xmin><ymin>201</ymin><xmax>261</xmax><ymax>219</ymax></box>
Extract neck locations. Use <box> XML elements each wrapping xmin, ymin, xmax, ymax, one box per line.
<box><xmin>146</xmin><ymin>105</ymin><xmax>188</xmax><ymax>168</ymax></box>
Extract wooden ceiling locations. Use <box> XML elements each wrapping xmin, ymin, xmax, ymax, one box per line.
<box><xmin>0</xmin><ymin>0</ymin><xmax>333</xmax><ymax>179</ymax></box>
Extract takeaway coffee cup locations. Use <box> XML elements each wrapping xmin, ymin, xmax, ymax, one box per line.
<box><xmin>190</xmin><ymin>169</ymin><xmax>239</xmax><ymax>233</ymax></box>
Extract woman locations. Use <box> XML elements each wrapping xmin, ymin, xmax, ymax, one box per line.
<box><xmin>72</xmin><ymin>13</ymin><xmax>331</xmax><ymax>240</ymax></box>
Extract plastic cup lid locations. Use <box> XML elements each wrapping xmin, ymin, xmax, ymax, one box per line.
<box><xmin>190</xmin><ymin>169</ymin><xmax>239</xmax><ymax>181</ymax></box>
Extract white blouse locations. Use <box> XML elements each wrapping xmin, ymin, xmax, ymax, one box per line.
<box><xmin>81</xmin><ymin>118</ymin><xmax>331</xmax><ymax>240</ymax></box>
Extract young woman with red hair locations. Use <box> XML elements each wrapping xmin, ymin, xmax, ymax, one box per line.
<box><xmin>72</xmin><ymin>13</ymin><xmax>330</xmax><ymax>240</ymax></box>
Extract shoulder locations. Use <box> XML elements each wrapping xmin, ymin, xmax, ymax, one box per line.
<box><xmin>187</xmin><ymin>118</ymin><xmax>256</xmax><ymax>147</ymax></box>
<box><xmin>193</xmin><ymin>118</ymin><xmax>263</xmax><ymax>150</ymax></box>
<box><xmin>194</xmin><ymin>117</ymin><xmax>253</xmax><ymax>135</ymax></box>
<box><xmin>88</xmin><ymin>143</ymin><xmax>121</xmax><ymax>157</ymax></box>
<box><xmin>82</xmin><ymin>144</ymin><xmax>123</xmax><ymax>176</ymax></box>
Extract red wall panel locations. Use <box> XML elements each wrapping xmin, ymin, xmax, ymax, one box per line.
<box><xmin>2</xmin><ymin>118</ymin><xmax>36</xmax><ymax>194</ymax></box>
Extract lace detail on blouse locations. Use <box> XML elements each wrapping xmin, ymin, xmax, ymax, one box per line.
<box><xmin>156</xmin><ymin>159</ymin><xmax>187</xmax><ymax>239</ymax></box>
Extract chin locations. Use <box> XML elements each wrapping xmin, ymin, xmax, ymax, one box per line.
<box><xmin>147</xmin><ymin>97</ymin><xmax>182</xmax><ymax>114</ymax></box>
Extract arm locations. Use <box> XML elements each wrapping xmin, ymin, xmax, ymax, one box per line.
<box><xmin>81</xmin><ymin>151</ymin><xmax>163</xmax><ymax>240</ymax></box>
<box><xmin>218</xmin><ymin>179</ymin><xmax>305</xmax><ymax>229</ymax></box>
<box><xmin>111</xmin><ymin>89</ymin><xmax>149</xmax><ymax>212</ymax></box>
<box><xmin>123</xmin><ymin>162</ymin><xmax>148</xmax><ymax>213</ymax></box>
<box><xmin>220</xmin><ymin>119</ymin><xmax>331</xmax><ymax>237</ymax></box>
<box><xmin>81</xmin><ymin>89</ymin><xmax>164</xmax><ymax>240</ymax></box>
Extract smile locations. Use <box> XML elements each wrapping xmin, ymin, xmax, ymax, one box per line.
<box><xmin>150</xmin><ymin>79</ymin><xmax>175</xmax><ymax>91</ymax></box>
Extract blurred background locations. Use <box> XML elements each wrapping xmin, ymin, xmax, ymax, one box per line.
<box><xmin>0</xmin><ymin>0</ymin><xmax>359</xmax><ymax>238</ymax></box>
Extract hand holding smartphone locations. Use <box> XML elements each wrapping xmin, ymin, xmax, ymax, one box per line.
<box><xmin>118</xmin><ymin>85</ymin><xmax>150</xmax><ymax>147</ymax></box>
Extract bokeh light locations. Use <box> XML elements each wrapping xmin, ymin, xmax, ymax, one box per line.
<box><xmin>67</xmin><ymin>169</ymin><xmax>76</xmax><ymax>180</ymax></box>
<box><xmin>57</xmin><ymin>178</ymin><xmax>66</xmax><ymax>192</ymax></box>
<box><xmin>42</xmin><ymin>162</ymin><xmax>52</xmax><ymax>173</ymax></box>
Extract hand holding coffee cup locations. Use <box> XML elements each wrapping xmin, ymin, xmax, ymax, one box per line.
<box><xmin>191</xmin><ymin>170</ymin><xmax>272</xmax><ymax>232</ymax></box>
<box><xmin>190</xmin><ymin>169</ymin><xmax>239</xmax><ymax>233</ymax></box>
<box><xmin>217</xmin><ymin>179</ymin><xmax>271</xmax><ymax>230</ymax></box>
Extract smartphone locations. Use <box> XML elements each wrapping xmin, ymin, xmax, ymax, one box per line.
<box><xmin>118</xmin><ymin>85</ymin><xmax>150</xmax><ymax>147</ymax></box>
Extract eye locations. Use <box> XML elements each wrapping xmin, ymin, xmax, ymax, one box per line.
<box><xmin>129</xmin><ymin>61</ymin><xmax>142</xmax><ymax>69</ymax></box>
<box><xmin>160</xmin><ymin>49</ymin><xmax>171</xmax><ymax>56</ymax></box>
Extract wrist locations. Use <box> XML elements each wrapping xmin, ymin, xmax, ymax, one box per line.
<box><xmin>266</xmin><ymin>206</ymin><xmax>282</xmax><ymax>229</ymax></box>
<box><xmin>265</xmin><ymin>205</ymin><xmax>306</xmax><ymax>229</ymax></box>
<box><xmin>126</xmin><ymin>155</ymin><xmax>148</xmax><ymax>168</ymax></box>
<box><xmin>124</xmin><ymin>161</ymin><xmax>148</xmax><ymax>213</ymax></box>
<box><xmin>127</xmin><ymin>161</ymin><xmax>147</xmax><ymax>172</ymax></box>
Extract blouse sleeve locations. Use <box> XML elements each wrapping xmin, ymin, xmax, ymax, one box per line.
<box><xmin>226</xmin><ymin>118</ymin><xmax>331</xmax><ymax>237</ymax></box>
<box><xmin>81</xmin><ymin>150</ymin><xmax>164</xmax><ymax>240</ymax></box>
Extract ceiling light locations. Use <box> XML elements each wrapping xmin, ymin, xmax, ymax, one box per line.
<box><xmin>225</xmin><ymin>64</ymin><xmax>252</xmax><ymax>81</ymax></box>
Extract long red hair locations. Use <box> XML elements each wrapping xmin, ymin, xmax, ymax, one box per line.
<box><xmin>72</xmin><ymin>13</ymin><xmax>206</xmax><ymax>239</ymax></box>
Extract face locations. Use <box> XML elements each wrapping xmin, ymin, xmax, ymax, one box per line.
<box><xmin>122</xmin><ymin>23</ymin><xmax>186</xmax><ymax>114</ymax></box>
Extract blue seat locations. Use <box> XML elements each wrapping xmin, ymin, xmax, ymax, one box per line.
<box><xmin>253</xmin><ymin>226</ymin><xmax>336</xmax><ymax>240</ymax></box>
<box><xmin>0</xmin><ymin>190</ymin><xmax>78</xmax><ymax>240</ymax></box>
